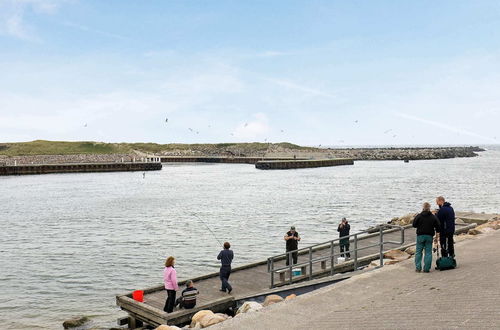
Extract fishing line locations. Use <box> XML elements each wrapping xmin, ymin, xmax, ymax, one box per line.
<box><xmin>191</xmin><ymin>213</ymin><xmax>223</xmax><ymax>246</ymax></box>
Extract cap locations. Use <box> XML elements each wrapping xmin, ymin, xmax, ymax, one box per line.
<box><xmin>290</xmin><ymin>226</ymin><xmax>296</xmax><ymax>230</ymax></box>
<box><xmin>342</xmin><ymin>217</ymin><xmax>347</xmax><ymax>221</ymax></box>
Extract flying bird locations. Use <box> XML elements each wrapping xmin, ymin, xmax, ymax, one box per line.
<box><xmin>280</xmin><ymin>129</ymin><xmax>284</xmax><ymax>133</ymax></box>
<box><xmin>244</xmin><ymin>122</ymin><xmax>249</xmax><ymax>127</ymax></box>
<box><xmin>165</xmin><ymin>117</ymin><xmax>168</xmax><ymax>123</ymax></box>
<box><xmin>384</xmin><ymin>129</ymin><xmax>392</xmax><ymax>134</ymax></box>
<box><xmin>354</xmin><ymin>120</ymin><xmax>358</xmax><ymax>123</ymax></box>
<box><xmin>188</xmin><ymin>128</ymin><xmax>193</xmax><ymax>132</ymax></box>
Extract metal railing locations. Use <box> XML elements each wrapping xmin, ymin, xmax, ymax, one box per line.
<box><xmin>267</xmin><ymin>224</ymin><xmax>405</xmax><ymax>288</ymax></box>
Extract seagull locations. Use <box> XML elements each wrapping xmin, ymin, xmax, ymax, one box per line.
<box><xmin>354</xmin><ymin>120</ymin><xmax>358</xmax><ymax>123</ymax></box>
<box><xmin>188</xmin><ymin>128</ymin><xmax>193</xmax><ymax>132</ymax></box>
<box><xmin>280</xmin><ymin>129</ymin><xmax>284</xmax><ymax>133</ymax></box>
<box><xmin>165</xmin><ymin>117</ymin><xmax>168</xmax><ymax>123</ymax></box>
<box><xmin>384</xmin><ymin>129</ymin><xmax>392</xmax><ymax>134</ymax></box>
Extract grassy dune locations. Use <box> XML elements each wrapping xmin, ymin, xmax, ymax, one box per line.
<box><xmin>0</xmin><ymin>140</ymin><xmax>314</xmax><ymax>156</ymax></box>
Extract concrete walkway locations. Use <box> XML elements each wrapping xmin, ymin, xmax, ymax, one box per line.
<box><xmin>214</xmin><ymin>230</ymin><xmax>500</xmax><ymax>329</ymax></box>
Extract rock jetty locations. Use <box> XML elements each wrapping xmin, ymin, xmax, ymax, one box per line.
<box><xmin>0</xmin><ymin>146</ymin><xmax>484</xmax><ymax>166</ymax></box>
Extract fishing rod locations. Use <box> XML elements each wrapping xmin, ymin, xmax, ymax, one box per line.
<box><xmin>191</xmin><ymin>213</ymin><xmax>223</xmax><ymax>246</ymax></box>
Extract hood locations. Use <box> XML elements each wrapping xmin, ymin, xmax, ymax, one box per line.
<box><xmin>443</xmin><ymin>202</ymin><xmax>452</xmax><ymax>207</ymax></box>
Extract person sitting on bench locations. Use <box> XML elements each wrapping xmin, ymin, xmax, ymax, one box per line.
<box><xmin>175</xmin><ymin>280</ymin><xmax>199</xmax><ymax>309</ymax></box>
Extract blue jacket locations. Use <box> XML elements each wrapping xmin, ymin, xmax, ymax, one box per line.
<box><xmin>437</xmin><ymin>202</ymin><xmax>455</xmax><ymax>234</ymax></box>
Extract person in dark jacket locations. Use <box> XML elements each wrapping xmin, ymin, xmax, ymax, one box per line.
<box><xmin>217</xmin><ymin>242</ymin><xmax>233</xmax><ymax>294</ymax></box>
<box><xmin>435</xmin><ymin>196</ymin><xmax>456</xmax><ymax>257</ymax></box>
<box><xmin>284</xmin><ymin>226</ymin><xmax>301</xmax><ymax>265</ymax></box>
<box><xmin>413</xmin><ymin>202</ymin><xmax>441</xmax><ymax>272</ymax></box>
<box><xmin>337</xmin><ymin>217</ymin><xmax>351</xmax><ymax>258</ymax></box>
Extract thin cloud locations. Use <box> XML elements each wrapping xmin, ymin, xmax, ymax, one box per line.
<box><xmin>62</xmin><ymin>21</ymin><xmax>128</xmax><ymax>40</ymax></box>
<box><xmin>394</xmin><ymin>112</ymin><xmax>496</xmax><ymax>142</ymax></box>
<box><xmin>264</xmin><ymin>77</ymin><xmax>336</xmax><ymax>99</ymax></box>
<box><xmin>233</xmin><ymin>113</ymin><xmax>271</xmax><ymax>139</ymax></box>
<box><xmin>0</xmin><ymin>0</ymin><xmax>66</xmax><ymax>41</ymax></box>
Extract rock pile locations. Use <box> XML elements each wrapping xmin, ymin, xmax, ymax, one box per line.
<box><xmin>154</xmin><ymin>294</ymin><xmax>297</xmax><ymax>329</ymax></box>
<box><xmin>467</xmin><ymin>220</ymin><xmax>500</xmax><ymax>235</ymax></box>
<box><xmin>389</xmin><ymin>213</ymin><xmax>418</xmax><ymax>226</ymax></box>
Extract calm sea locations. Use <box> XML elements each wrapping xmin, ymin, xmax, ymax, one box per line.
<box><xmin>1</xmin><ymin>146</ymin><xmax>499</xmax><ymax>329</ymax></box>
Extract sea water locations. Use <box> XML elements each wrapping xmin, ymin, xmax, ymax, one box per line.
<box><xmin>0</xmin><ymin>146</ymin><xmax>499</xmax><ymax>329</ymax></box>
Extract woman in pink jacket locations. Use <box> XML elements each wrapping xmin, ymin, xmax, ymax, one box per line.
<box><xmin>163</xmin><ymin>256</ymin><xmax>179</xmax><ymax>313</ymax></box>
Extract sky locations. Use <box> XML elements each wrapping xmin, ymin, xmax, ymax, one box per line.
<box><xmin>0</xmin><ymin>0</ymin><xmax>499</xmax><ymax>146</ymax></box>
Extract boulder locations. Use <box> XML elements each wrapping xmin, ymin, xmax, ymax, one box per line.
<box><xmin>468</xmin><ymin>228</ymin><xmax>481</xmax><ymax>235</ymax></box>
<box><xmin>404</xmin><ymin>246</ymin><xmax>416</xmax><ymax>255</ymax></box>
<box><xmin>191</xmin><ymin>310</ymin><xmax>214</xmax><ymax>327</ymax></box>
<box><xmin>62</xmin><ymin>316</ymin><xmax>90</xmax><ymax>329</ymax></box>
<box><xmin>370</xmin><ymin>258</ymin><xmax>394</xmax><ymax>267</ymax></box>
<box><xmin>236</xmin><ymin>301</ymin><xmax>263</xmax><ymax>314</ymax></box>
<box><xmin>199</xmin><ymin>314</ymin><xmax>226</xmax><ymax>327</ymax></box>
<box><xmin>455</xmin><ymin>218</ymin><xmax>465</xmax><ymax>224</ymax></box>
<box><xmin>215</xmin><ymin>313</ymin><xmax>230</xmax><ymax>320</ymax></box>
<box><xmin>476</xmin><ymin>220</ymin><xmax>500</xmax><ymax>232</ymax></box>
<box><xmin>384</xmin><ymin>249</ymin><xmax>411</xmax><ymax>261</ymax></box>
<box><xmin>262</xmin><ymin>294</ymin><xmax>284</xmax><ymax>307</ymax></box>
<box><xmin>390</xmin><ymin>213</ymin><xmax>417</xmax><ymax>226</ymax></box>
<box><xmin>454</xmin><ymin>234</ymin><xmax>475</xmax><ymax>242</ymax></box>
<box><xmin>285</xmin><ymin>294</ymin><xmax>297</xmax><ymax>301</ymax></box>
<box><xmin>155</xmin><ymin>326</ymin><xmax>181</xmax><ymax>330</ymax></box>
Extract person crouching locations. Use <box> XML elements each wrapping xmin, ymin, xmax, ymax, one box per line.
<box><xmin>175</xmin><ymin>280</ymin><xmax>199</xmax><ymax>309</ymax></box>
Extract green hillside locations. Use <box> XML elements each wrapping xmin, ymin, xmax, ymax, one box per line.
<box><xmin>0</xmin><ymin>140</ymin><xmax>315</xmax><ymax>156</ymax></box>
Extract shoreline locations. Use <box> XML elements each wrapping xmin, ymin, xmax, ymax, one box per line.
<box><xmin>0</xmin><ymin>146</ymin><xmax>484</xmax><ymax>166</ymax></box>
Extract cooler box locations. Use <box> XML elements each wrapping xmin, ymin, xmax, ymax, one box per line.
<box><xmin>292</xmin><ymin>268</ymin><xmax>301</xmax><ymax>276</ymax></box>
<box><xmin>337</xmin><ymin>257</ymin><xmax>346</xmax><ymax>263</ymax></box>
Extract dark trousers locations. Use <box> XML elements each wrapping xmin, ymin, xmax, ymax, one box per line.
<box><xmin>220</xmin><ymin>265</ymin><xmax>232</xmax><ymax>292</ymax></box>
<box><xmin>340</xmin><ymin>239</ymin><xmax>350</xmax><ymax>258</ymax></box>
<box><xmin>286</xmin><ymin>250</ymin><xmax>298</xmax><ymax>266</ymax></box>
<box><xmin>175</xmin><ymin>297</ymin><xmax>195</xmax><ymax>309</ymax></box>
<box><xmin>440</xmin><ymin>232</ymin><xmax>455</xmax><ymax>257</ymax></box>
<box><xmin>163</xmin><ymin>289</ymin><xmax>176</xmax><ymax>313</ymax></box>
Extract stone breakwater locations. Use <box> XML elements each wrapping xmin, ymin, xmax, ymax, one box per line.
<box><xmin>0</xmin><ymin>146</ymin><xmax>484</xmax><ymax>166</ymax></box>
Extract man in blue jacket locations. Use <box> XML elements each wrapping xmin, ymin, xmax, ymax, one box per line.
<box><xmin>435</xmin><ymin>196</ymin><xmax>456</xmax><ymax>257</ymax></box>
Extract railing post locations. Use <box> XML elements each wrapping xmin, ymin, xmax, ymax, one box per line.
<box><xmin>330</xmin><ymin>240</ymin><xmax>334</xmax><ymax>275</ymax></box>
<box><xmin>353</xmin><ymin>234</ymin><xmax>358</xmax><ymax>271</ymax></box>
<box><xmin>289</xmin><ymin>252</ymin><xmax>293</xmax><ymax>284</ymax></box>
<box><xmin>270</xmin><ymin>258</ymin><xmax>274</xmax><ymax>288</ymax></box>
<box><xmin>309</xmin><ymin>247</ymin><xmax>313</xmax><ymax>280</ymax></box>
<box><xmin>379</xmin><ymin>226</ymin><xmax>384</xmax><ymax>267</ymax></box>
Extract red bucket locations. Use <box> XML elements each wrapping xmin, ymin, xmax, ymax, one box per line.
<box><xmin>132</xmin><ymin>290</ymin><xmax>144</xmax><ymax>302</ymax></box>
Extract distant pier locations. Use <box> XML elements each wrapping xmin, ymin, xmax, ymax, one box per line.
<box><xmin>160</xmin><ymin>156</ymin><xmax>306</xmax><ymax>164</ymax></box>
<box><xmin>0</xmin><ymin>162</ymin><xmax>162</xmax><ymax>176</ymax></box>
<box><xmin>255</xmin><ymin>158</ymin><xmax>354</xmax><ymax>170</ymax></box>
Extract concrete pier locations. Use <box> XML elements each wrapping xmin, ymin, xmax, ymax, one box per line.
<box><xmin>255</xmin><ymin>158</ymin><xmax>354</xmax><ymax>170</ymax></box>
<box><xmin>214</xmin><ymin>227</ymin><xmax>500</xmax><ymax>330</ymax></box>
<box><xmin>115</xmin><ymin>221</ymin><xmax>474</xmax><ymax>328</ymax></box>
<box><xmin>160</xmin><ymin>156</ymin><xmax>306</xmax><ymax>164</ymax></box>
<box><xmin>0</xmin><ymin>162</ymin><xmax>162</xmax><ymax>176</ymax></box>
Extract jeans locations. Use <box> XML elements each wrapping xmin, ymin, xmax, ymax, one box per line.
<box><xmin>440</xmin><ymin>232</ymin><xmax>455</xmax><ymax>257</ymax></box>
<box><xmin>286</xmin><ymin>250</ymin><xmax>298</xmax><ymax>266</ymax></box>
<box><xmin>163</xmin><ymin>289</ymin><xmax>176</xmax><ymax>313</ymax></box>
<box><xmin>415</xmin><ymin>235</ymin><xmax>433</xmax><ymax>272</ymax></box>
<box><xmin>220</xmin><ymin>265</ymin><xmax>232</xmax><ymax>292</ymax></box>
<box><xmin>340</xmin><ymin>238</ymin><xmax>350</xmax><ymax>258</ymax></box>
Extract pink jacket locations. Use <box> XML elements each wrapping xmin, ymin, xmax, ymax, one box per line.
<box><xmin>163</xmin><ymin>266</ymin><xmax>179</xmax><ymax>290</ymax></box>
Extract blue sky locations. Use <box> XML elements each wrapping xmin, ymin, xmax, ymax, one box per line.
<box><xmin>1</xmin><ymin>0</ymin><xmax>499</xmax><ymax>146</ymax></box>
